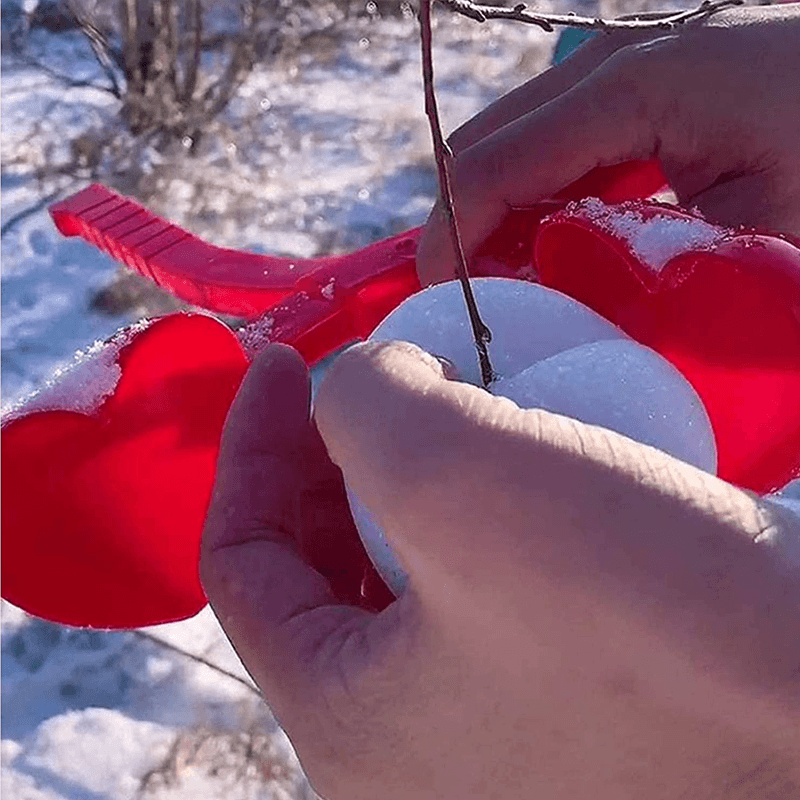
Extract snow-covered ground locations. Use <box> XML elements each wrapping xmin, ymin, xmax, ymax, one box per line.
<box><xmin>1</xmin><ymin>2</ymin><xmax>698</xmax><ymax>798</ymax></box>
<box><xmin>2</xmin><ymin>4</ymin><xmax>558</xmax><ymax>407</ymax></box>
<box><xmin>1</xmin><ymin>4</ymin><xmax>562</xmax><ymax>797</ymax></box>
<box><xmin>2</xmin><ymin>603</ymin><xmax>313</xmax><ymax>800</ymax></box>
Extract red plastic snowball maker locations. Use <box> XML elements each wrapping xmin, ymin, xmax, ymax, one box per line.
<box><xmin>2</xmin><ymin>314</ymin><xmax>249</xmax><ymax>628</ymax></box>
<box><xmin>47</xmin><ymin>158</ymin><xmax>665</xmax><ymax>364</ymax></box>
<box><xmin>4</xmin><ymin>158</ymin><xmax>798</xmax><ymax>631</ymax></box>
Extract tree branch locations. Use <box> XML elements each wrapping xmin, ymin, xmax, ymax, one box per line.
<box><xmin>436</xmin><ymin>0</ymin><xmax>744</xmax><ymax>33</ymax></box>
<box><xmin>64</xmin><ymin>0</ymin><xmax>125</xmax><ymax>98</ymax></box>
<box><xmin>202</xmin><ymin>0</ymin><xmax>266</xmax><ymax>120</ymax></box>
<box><xmin>419</xmin><ymin>0</ymin><xmax>495</xmax><ymax>388</ymax></box>
<box><xmin>1</xmin><ymin>187</ymin><xmax>68</xmax><ymax>239</ymax></box>
<box><xmin>4</xmin><ymin>47</ymin><xmax>120</xmax><ymax>97</ymax></box>
<box><xmin>131</xmin><ymin>630</ymin><xmax>262</xmax><ymax>697</ymax></box>
<box><xmin>180</xmin><ymin>0</ymin><xmax>203</xmax><ymax>104</ymax></box>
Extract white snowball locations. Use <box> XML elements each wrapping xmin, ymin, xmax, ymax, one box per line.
<box><xmin>346</xmin><ymin>486</ymin><xmax>409</xmax><ymax>595</ymax></box>
<box><xmin>369</xmin><ymin>277</ymin><xmax>627</xmax><ymax>386</ymax></box>
<box><xmin>493</xmin><ymin>339</ymin><xmax>717</xmax><ymax>473</ymax></box>
<box><xmin>347</xmin><ymin>278</ymin><xmax>717</xmax><ymax>598</ymax></box>
<box><xmin>777</xmin><ymin>478</ymin><xmax>800</xmax><ymax>502</ymax></box>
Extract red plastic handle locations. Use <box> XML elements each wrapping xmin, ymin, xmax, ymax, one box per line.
<box><xmin>49</xmin><ymin>159</ymin><xmax>666</xmax><ymax>365</ymax></box>
<box><xmin>50</xmin><ymin>183</ymin><xmax>423</xmax><ymax>319</ymax></box>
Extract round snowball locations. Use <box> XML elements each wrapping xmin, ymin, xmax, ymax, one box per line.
<box><xmin>347</xmin><ymin>278</ymin><xmax>717</xmax><ymax>597</ymax></box>
<box><xmin>493</xmin><ymin>339</ymin><xmax>717</xmax><ymax>472</ymax></box>
<box><xmin>777</xmin><ymin>478</ymin><xmax>800</xmax><ymax>502</ymax></box>
<box><xmin>369</xmin><ymin>277</ymin><xmax>628</xmax><ymax>384</ymax></box>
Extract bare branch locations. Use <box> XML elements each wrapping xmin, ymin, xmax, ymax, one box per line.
<box><xmin>4</xmin><ymin>45</ymin><xmax>120</xmax><ymax>96</ymax></box>
<box><xmin>131</xmin><ymin>630</ymin><xmax>262</xmax><ymax>697</ymax></box>
<box><xmin>165</xmin><ymin>0</ymin><xmax>180</xmax><ymax>91</ymax></box>
<box><xmin>119</xmin><ymin>0</ymin><xmax>143</xmax><ymax>93</ymax></box>
<box><xmin>436</xmin><ymin>0</ymin><xmax>744</xmax><ymax>33</ymax></box>
<box><xmin>201</xmin><ymin>0</ymin><xmax>264</xmax><ymax>120</ymax></box>
<box><xmin>180</xmin><ymin>0</ymin><xmax>203</xmax><ymax>104</ymax></box>
<box><xmin>1</xmin><ymin>187</ymin><xmax>68</xmax><ymax>239</ymax></box>
<box><xmin>419</xmin><ymin>0</ymin><xmax>495</xmax><ymax>388</ymax></box>
<box><xmin>65</xmin><ymin>0</ymin><xmax>125</xmax><ymax>97</ymax></box>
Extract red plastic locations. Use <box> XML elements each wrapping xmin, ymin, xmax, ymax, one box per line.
<box><xmin>49</xmin><ymin>183</ymin><xmax>424</xmax><ymax>322</ymax></box>
<box><xmin>5</xmin><ymin>158</ymin><xmax>800</xmax><ymax>630</ymax></box>
<box><xmin>2</xmin><ymin>314</ymin><xmax>248</xmax><ymax>628</ymax></box>
<box><xmin>535</xmin><ymin>201</ymin><xmax>800</xmax><ymax>494</ymax></box>
<box><xmin>47</xmin><ymin>159</ymin><xmax>666</xmax><ymax>364</ymax></box>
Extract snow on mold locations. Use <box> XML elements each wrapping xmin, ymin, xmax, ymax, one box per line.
<box><xmin>572</xmin><ymin>197</ymin><xmax>731</xmax><ymax>272</ymax></box>
<box><xmin>2</xmin><ymin>319</ymin><xmax>153</xmax><ymax>421</ymax></box>
<box><xmin>236</xmin><ymin>314</ymin><xmax>275</xmax><ymax>359</ymax></box>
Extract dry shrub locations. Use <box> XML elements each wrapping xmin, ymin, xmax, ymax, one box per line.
<box><xmin>62</xmin><ymin>1</ymin><xmax>374</xmax><ymax>147</ymax></box>
<box><xmin>139</xmin><ymin>722</ymin><xmax>316</xmax><ymax>798</ymax></box>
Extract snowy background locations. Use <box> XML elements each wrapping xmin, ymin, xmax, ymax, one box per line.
<box><xmin>0</xmin><ymin>1</ymin><xmax>707</xmax><ymax>798</ymax></box>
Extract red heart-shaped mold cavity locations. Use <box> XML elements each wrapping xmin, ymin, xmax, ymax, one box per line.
<box><xmin>2</xmin><ymin>314</ymin><xmax>250</xmax><ymax>628</ymax></box>
<box><xmin>535</xmin><ymin>201</ymin><xmax>800</xmax><ymax>493</ymax></box>
<box><xmin>6</xmin><ymin>162</ymin><xmax>798</xmax><ymax>629</ymax></box>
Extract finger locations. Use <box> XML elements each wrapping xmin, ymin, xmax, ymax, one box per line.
<box><xmin>314</xmin><ymin>341</ymin><xmax>456</xmax><ymax>508</ymax></box>
<box><xmin>454</xmin><ymin>42</ymin><xmax>667</xmax><ymax>255</ymax></box>
<box><xmin>315</xmin><ymin>338</ymin><xmax>569</xmax><ymax>598</ymax></box>
<box><xmin>688</xmin><ymin>170</ymin><xmax>800</xmax><ymax>237</ymax></box>
<box><xmin>417</xmin><ymin>30</ymin><xmax>666</xmax><ymax>288</ymax></box>
<box><xmin>205</xmin><ymin>346</ymin><xmax>371</xmax><ymax>607</ymax></box>
<box><xmin>314</xmin><ymin>341</ymin><xmax>800</xmax><ymax>684</ymax></box>
<box><xmin>416</xmin><ymin>38</ymin><xmax>671</xmax><ymax>285</ymax></box>
<box><xmin>200</xmin><ymin>345</ymin><xmax>370</xmax><ymax>708</ymax></box>
<box><xmin>448</xmin><ymin>27</ymin><xmax>664</xmax><ymax>155</ymax></box>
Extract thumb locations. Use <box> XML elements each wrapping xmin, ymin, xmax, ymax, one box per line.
<box><xmin>200</xmin><ymin>345</ymin><xmax>371</xmax><ymax>713</ymax></box>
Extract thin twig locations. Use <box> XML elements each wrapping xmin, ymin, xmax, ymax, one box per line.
<box><xmin>202</xmin><ymin>0</ymin><xmax>266</xmax><ymax>120</ymax></box>
<box><xmin>436</xmin><ymin>0</ymin><xmax>743</xmax><ymax>32</ymax></box>
<box><xmin>419</xmin><ymin>0</ymin><xmax>495</xmax><ymax>388</ymax></box>
<box><xmin>132</xmin><ymin>630</ymin><xmax>262</xmax><ymax>697</ymax></box>
<box><xmin>7</xmin><ymin>46</ymin><xmax>120</xmax><ymax>98</ymax></box>
<box><xmin>65</xmin><ymin>0</ymin><xmax>125</xmax><ymax>97</ymax></box>
<box><xmin>1</xmin><ymin>187</ymin><xmax>67</xmax><ymax>238</ymax></box>
<box><xmin>180</xmin><ymin>0</ymin><xmax>203</xmax><ymax>104</ymax></box>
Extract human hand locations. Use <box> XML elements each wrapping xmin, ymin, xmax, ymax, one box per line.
<box><xmin>201</xmin><ymin>342</ymin><xmax>800</xmax><ymax>800</ymax></box>
<box><xmin>417</xmin><ymin>3</ymin><xmax>800</xmax><ymax>285</ymax></box>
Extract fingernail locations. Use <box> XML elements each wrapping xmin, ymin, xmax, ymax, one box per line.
<box><xmin>432</xmin><ymin>355</ymin><xmax>459</xmax><ymax>380</ymax></box>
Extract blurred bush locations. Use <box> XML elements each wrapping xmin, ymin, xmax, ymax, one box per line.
<box><xmin>59</xmin><ymin>1</ymin><xmax>382</xmax><ymax>147</ymax></box>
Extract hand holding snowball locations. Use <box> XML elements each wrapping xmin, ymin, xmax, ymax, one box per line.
<box><xmin>201</xmin><ymin>343</ymin><xmax>800</xmax><ymax>800</ymax></box>
<box><xmin>347</xmin><ymin>279</ymin><xmax>717</xmax><ymax>594</ymax></box>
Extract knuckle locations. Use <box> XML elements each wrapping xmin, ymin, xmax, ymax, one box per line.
<box><xmin>590</xmin><ymin>36</ymin><xmax>678</xmax><ymax>125</ymax></box>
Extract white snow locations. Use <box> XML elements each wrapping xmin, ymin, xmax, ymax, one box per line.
<box><xmin>237</xmin><ymin>313</ymin><xmax>276</xmax><ymax>360</ymax></box>
<box><xmin>1</xmin><ymin>602</ymin><xmax>312</xmax><ymax>799</ymax></box>
<box><xmin>758</xmin><ymin>479</ymin><xmax>800</xmax><ymax>571</ymax></box>
<box><xmin>574</xmin><ymin>197</ymin><xmax>730</xmax><ymax>271</ymax></box>
<box><xmin>15</xmin><ymin>710</ymin><xmax>175</xmax><ymax>798</ymax></box>
<box><xmin>778</xmin><ymin>478</ymin><xmax>800</xmax><ymax>501</ymax></box>
<box><xmin>320</xmin><ymin>277</ymin><xmax>336</xmax><ymax>301</ymax></box>
<box><xmin>2</xmin><ymin>319</ymin><xmax>152</xmax><ymax>419</ymax></box>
